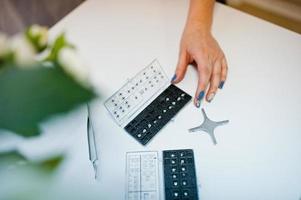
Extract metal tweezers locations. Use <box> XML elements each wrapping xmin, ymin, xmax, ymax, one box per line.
<box><xmin>87</xmin><ymin>104</ymin><xmax>99</xmax><ymax>179</ymax></box>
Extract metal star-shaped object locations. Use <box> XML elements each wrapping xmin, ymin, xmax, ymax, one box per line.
<box><xmin>189</xmin><ymin>108</ymin><xmax>229</xmax><ymax>145</ymax></box>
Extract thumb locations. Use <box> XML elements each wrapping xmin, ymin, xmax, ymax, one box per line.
<box><xmin>171</xmin><ymin>50</ymin><xmax>189</xmax><ymax>84</ymax></box>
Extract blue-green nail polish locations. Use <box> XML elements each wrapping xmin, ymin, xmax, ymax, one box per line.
<box><xmin>171</xmin><ymin>74</ymin><xmax>177</xmax><ymax>82</ymax></box>
<box><xmin>197</xmin><ymin>91</ymin><xmax>205</xmax><ymax>101</ymax></box>
<box><xmin>219</xmin><ymin>81</ymin><xmax>225</xmax><ymax>89</ymax></box>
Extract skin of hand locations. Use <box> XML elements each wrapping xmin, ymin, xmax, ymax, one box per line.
<box><xmin>171</xmin><ymin>0</ymin><xmax>228</xmax><ymax>108</ymax></box>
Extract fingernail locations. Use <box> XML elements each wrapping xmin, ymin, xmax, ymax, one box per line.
<box><xmin>171</xmin><ymin>74</ymin><xmax>177</xmax><ymax>82</ymax></box>
<box><xmin>197</xmin><ymin>91</ymin><xmax>205</xmax><ymax>101</ymax></box>
<box><xmin>195</xmin><ymin>91</ymin><xmax>205</xmax><ymax>108</ymax></box>
<box><xmin>208</xmin><ymin>93</ymin><xmax>215</xmax><ymax>102</ymax></box>
<box><xmin>218</xmin><ymin>81</ymin><xmax>225</xmax><ymax>89</ymax></box>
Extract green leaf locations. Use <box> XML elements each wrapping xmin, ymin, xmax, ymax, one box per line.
<box><xmin>0</xmin><ymin>151</ymin><xmax>63</xmax><ymax>173</ymax></box>
<box><xmin>0</xmin><ymin>151</ymin><xmax>26</xmax><ymax>164</ymax></box>
<box><xmin>45</xmin><ymin>33</ymin><xmax>73</xmax><ymax>62</ymax></box>
<box><xmin>0</xmin><ymin>65</ymin><xmax>96</xmax><ymax>137</ymax></box>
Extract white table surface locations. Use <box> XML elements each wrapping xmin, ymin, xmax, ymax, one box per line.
<box><xmin>4</xmin><ymin>0</ymin><xmax>301</xmax><ymax>199</ymax></box>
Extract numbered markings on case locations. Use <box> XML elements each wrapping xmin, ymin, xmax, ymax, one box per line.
<box><xmin>126</xmin><ymin>151</ymin><xmax>160</xmax><ymax>200</ymax></box>
<box><xmin>163</xmin><ymin>149</ymin><xmax>199</xmax><ymax>200</ymax></box>
<box><xmin>124</xmin><ymin>84</ymin><xmax>192</xmax><ymax>145</ymax></box>
<box><xmin>104</xmin><ymin>60</ymin><xmax>168</xmax><ymax>126</ymax></box>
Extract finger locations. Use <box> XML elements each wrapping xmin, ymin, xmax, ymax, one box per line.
<box><xmin>219</xmin><ymin>57</ymin><xmax>228</xmax><ymax>89</ymax></box>
<box><xmin>194</xmin><ymin>58</ymin><xmax>212</xmax><ymax>108</ymax></box>
<box><xmin>206</xmin><ymin>59</ymin><xmax>222</xmax><ymax>103</ymax></box>
<box><xmin>171</xmin><ymin>50</ymin><xmax>189</xmax><ymax>83</ymax></box>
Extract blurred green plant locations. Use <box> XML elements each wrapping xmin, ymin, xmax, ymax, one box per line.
<box><xmin>0</xmin><ymin>151</ymin><xmax>63</xmax><ymax>173</ymax></box>
<box><xmin>0</xmin><ymin>25</ymin><xmax>96</xmax><ymax>196</ymax></box>
<box><xmin>0</xmin><ymin>25</ymin><xmax>96</xmax><ymax>137</ymax></box>
<box><xmin>0</xmin><ymin>151</ymin><xmax>64</xmax><ymax>200</ymax></box>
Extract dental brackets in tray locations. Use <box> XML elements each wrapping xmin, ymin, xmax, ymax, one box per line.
<box><xmin>105</xmin><ymin>59</ymin><xmax>192</xmax><ymax>145</ymax></box>
<box><xmin>104</xmin><ymin>59</ymin><xmax>168</xmax><ymax>127</ymax></box>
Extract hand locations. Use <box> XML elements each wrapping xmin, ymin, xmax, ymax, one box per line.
<box><xmin>171</xmin><ymin>24</ymin><xmax>228</xmax><ymax>108</ymax></box>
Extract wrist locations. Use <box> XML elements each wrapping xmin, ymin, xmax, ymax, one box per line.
<box><xmin>185</xmin><ymin>20</ymin><xmax>212</xmax><ymax>37</ymax></box>
<box><xmin>186</xmin><ymin>0</ymin><xmax>214</xmax><ymax>37</ymax></box>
